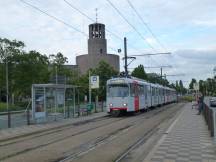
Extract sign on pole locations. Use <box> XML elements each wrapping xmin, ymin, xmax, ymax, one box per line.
<box><xmin>90</xmin><ymin>76</ymin><xmax>99</xmax><ymax>89</ymax></box>
<box><xmin>193</xmin><ymin>83</ymin><xmax>199</xmax><ymax>91</ymax></box>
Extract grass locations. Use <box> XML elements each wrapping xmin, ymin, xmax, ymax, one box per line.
<box><xmin>0</xmin><ymin>102</ymin><xmax>24</xmax><ymax>112</ymax></box>
<box><xmin>181</xmin><ymin>95</ymin><xmax>195</xmax><ymax>102</ymax></box>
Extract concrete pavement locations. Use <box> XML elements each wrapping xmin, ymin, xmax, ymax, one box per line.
<box><xmin>144</xmin><ymin>103</ymin><xmax>216</xmax><ymax>162</ymax></box>
<box><xmin>0</xmin><ymin>111</ymin><xmax>107</xmax><ymax>142</ymax></box>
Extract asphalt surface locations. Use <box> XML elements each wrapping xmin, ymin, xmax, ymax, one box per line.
<box><xmin>205</xmin><ymin>96</ymin><xmax>216</xmax><ymax>109</ymax></box>
<box><xmin>0</xmin><ymin>103</ymin><xmax>185</xmax><ymax>162</ymax></box>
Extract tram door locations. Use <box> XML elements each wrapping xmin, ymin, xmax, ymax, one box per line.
<box><xmin>133</xmin><ymin>82</ymin><xmax>139</xmax><ymax>111</ymax></box>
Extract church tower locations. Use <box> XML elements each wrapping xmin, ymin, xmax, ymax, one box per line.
<box><xmin>88</xmin><ymin>23</ymin><xmax>107</xmax><ymax>55</ymax></box>
<box><xmin>76</xmin><ymin>21</ymin><xmax>120</xmax><ymax>75</ymax></box>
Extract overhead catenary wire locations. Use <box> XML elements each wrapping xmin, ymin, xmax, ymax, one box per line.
<box><xmin>106</xmin><ymin>0</ymin><xmax>157</xmax><ymax>52</ymax></box>
<box><xmin>18</xmin><ymin>0</ymin><xmax>135</xmax><ymax>68</ymax></box>
<box><xmin>20</xmin><ymin>0</ymin><xmax>172</xmax><ymax>75</ymax></box>
<box><xmin>126</xmin><ymin>0</ymin><xmax>167</xmax><ymax>52</ymax></box>
<box><xmin>126</xmin><ymin>0</ymin><xmax>184</xmax><ymax>80</ymax></box>
<box><xmin>19</xmin><ymin>0</ymin><xmax>88</xmax><ymax>37</ymax></box>
<box><xmin>63</xmin><ymin>0</ymin><xmax>142</xmax><ymax>54</ymax></box>
<box><xmin>128</xmin><ymin>52</ymin><xmax>171</xmax><ymax>57</ymax></box>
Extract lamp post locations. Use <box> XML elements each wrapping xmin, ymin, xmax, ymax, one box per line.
<box><xmin>1</xmin><ymin>43</ymin><xmax>10</xmax><ymax>128</ymax></box>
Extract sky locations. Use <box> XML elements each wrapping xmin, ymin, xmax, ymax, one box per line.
<box><xmin>0</xmin><ymin>0</ymin><xmax>216</xmax><ymax>87</ymax></box>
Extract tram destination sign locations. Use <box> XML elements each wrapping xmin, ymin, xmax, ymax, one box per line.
<box><xmin>110</xmin><ymin>79</ymin><xmax>125</xmax><ymax>84</ymax></box>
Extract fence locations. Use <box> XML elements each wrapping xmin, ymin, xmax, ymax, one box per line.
<box><xmin>0</xmin><ymin>101</ymin><xmax>106</xmax><ymax>129</ymax></box>
<box><xmin>203</xmin><ymin>102</ymin><xmax>216</xmax><ymax>140</ymax></box>
<box><xmin>0</xmin><ymin>110</ymin><xmax>30</xmax><ymax>129</ymax></box>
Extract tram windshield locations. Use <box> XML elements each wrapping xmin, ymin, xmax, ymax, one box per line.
<box><xmin>107</xmin><ymin>84</ymin><xmax>129</xmax><ymax>97</ymax></box>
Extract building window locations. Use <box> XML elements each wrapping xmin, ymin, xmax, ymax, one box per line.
<box><xmin>100</xmin><ymin>49</ymin><xmax>103</xmax><ymax>54</ymax></box>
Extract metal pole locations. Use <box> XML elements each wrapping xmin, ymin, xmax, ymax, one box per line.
<box><xmin>27</xmin><ymin>108</ymin><xmax>30</xmax><ymax>125</ymax></box>
<box><xmin>63</xmin><ymin>86</ymin><xmax>66</xmax><ymax>118</ymax></box>
<box><xmin>89</xmin><ymin>71</ymin><xmax>91</xmax><ymax>105</ymax></box>
<box><xmin>124</xmin><ymin>37</ymin><xmax>128</xmax><ymax>76</ymax></box>
<box><xmin>160</xmin><ymin>67</ymin><xmax>163</xmax><ymax>79</ymax></box>
<box><xmin>5</xmin><ymin>49</ymin><xmax>10</xmax><ymax>128</ymax></box>
<box><xmin>55</xmin><ymin>65</ymin><xmax>57</xmax><ymax>121</ymax></box>
<box><xmin>160</xmin><ymin>67</ymin><xmax>163</xmax><ymax>85</ymax></box>
<box><xmin>54</xmin><ymin>87</ymin><xmax>57</xmax><ymax>121</ymax></box>
<box><xmin>78</xmin><ymin>88</ymin><xmax>80</xmax><ymax>117</ymax></box>
<box><xmin>44</xmin><ymin>87</ymin><xmax>46</xmax><ymax>121</ymax></box>
<box><xmin>55</xmin><ymin>65</ymin><xmax>58</xmax><ymax>84</ymax></box>
<box><xmin>73</xmin><ymin>87</ymin><xmax>76</xmax><ymax>117</ymax></box>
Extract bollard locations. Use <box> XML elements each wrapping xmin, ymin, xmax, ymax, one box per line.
<box><xmin>27</xmin><ymin>109</ymin><xmax>30</xmax><ymax>125</ymax></box>
<box><xmin>67</xmin><ymin>104</ymin><xmax>70</xmax><ymax>118</ymax></box>
<box><xmin>8</xmin><ymin>111</ymin><xmax>11</xmax><ymax>128</ymax></box>
<box><xmin>101</xmin><ymin>101</ymin><xmax>104</xmax><ymax>112</ymax></box>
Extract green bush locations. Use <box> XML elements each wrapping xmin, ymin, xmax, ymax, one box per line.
<box><xmin>0</xmin><ymin>102</ymin><xmax>24</xmax><ymax>112</ymax></box>
<box><xmin>181</xmin><ymin>95</ymin><xmax>194</xmax><ymax>102</ymax></box>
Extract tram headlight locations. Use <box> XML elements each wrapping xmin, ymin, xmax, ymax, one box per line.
<box><xmin>109</xmin><ymin>103</ymin><xmax>113</xmax><ymax>107</ymax></box>
<box><xmin>123</xmin><ymin>103</ymin><xmax>127</xmax><ymax>106</ymax></box>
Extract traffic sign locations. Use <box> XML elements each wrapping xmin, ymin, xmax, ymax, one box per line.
<box><xmin>90</xmin><ymin>76</ymin><xmax>99</xmax><ymax>89</ymax></box>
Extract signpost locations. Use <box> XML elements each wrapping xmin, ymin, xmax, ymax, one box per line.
<box><xmin>89</xmin><ymin>74</ymin><xmax>99</xmax><ymax>112</ymax></box>
<box><xmin>90</xmin><ymin>76</ymin><xmax>99</xmax><ymax>89</ymax></box>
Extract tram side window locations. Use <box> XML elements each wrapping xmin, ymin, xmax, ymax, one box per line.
<box><xmin>130</xmin><ymin>84</ymin><xmax>135</xmax><ymax>97</ymax></box>
<box><xmin>155</xmin><ymin>88</ymin><xmax>157</xmax><ymax>97</ymax></box>
<box><xmin>144</xmin><ymin>85</ymin><xmax>147</xmax><ymax>99</ymax></box>
<box><xmin>139</xmin><ymin>85</ymin><xmax>144</xmax><ymax>96</ymax></box>
<box><xmin>152</xmin><ymin>87</ymin><xmax>155</xmax><ymax>96</ymax></box>
<box><xmin>130</xmin><ymin>84</ymin><xmax>139</xmax><ymax>97</ymax></box>
<box><xmin>147</xmin><ymin>86</ymin><xmax>151</xmax><ymax>97</ymax></box>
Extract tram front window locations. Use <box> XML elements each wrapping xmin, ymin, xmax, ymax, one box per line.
<box><xmin>108</xmin><ymin>84</ymin><xmax>129</xmax><ymax>97</ymax></box>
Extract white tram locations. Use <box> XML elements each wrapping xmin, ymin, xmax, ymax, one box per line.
<box><xmin>106</xmin><ymin>77</ymin><xmax>177</xmax><ymax>116</ymax></box>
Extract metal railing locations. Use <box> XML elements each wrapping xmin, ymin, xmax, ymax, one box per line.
<box><xmin>0</xmin><ymin>109</ymin><xmax>31</xmax><ymax>129</ymax></box>
<box><xmin>0</xmin><ymin>101</ymin><xmax>107</xmax><ymax>129</ymax></box>
<box><xmin>203</xmin><ymin>102</ymin><xmax>215</xmax><ymax>139</ymax></box>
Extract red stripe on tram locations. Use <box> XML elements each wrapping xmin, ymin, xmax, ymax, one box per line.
<box><xmin>134</xmin><ymin>96</ymin><xmax>139</xmax><ymax>111</ymax></box>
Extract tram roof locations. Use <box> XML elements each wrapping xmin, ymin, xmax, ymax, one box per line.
<box><xmin>107</xmin><ymin>77</ymin><xmax>176</xmax><ymax>91</ymax></box>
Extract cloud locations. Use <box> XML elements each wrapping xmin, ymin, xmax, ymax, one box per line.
<box><xmin>0</xmin><ymin>0</ymin><xmax>215</xmax><ymax>86</ymax></box>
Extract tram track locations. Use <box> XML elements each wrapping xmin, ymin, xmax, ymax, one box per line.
<box><xmin>114</xmin><ymin>104</ymin><xmax>183</xmax><ymax>162</ymax></box>
<box><xmin>53</xmin><ymin>103</ymin><xmax>184</xmax><ymax>162</ymax></box>
<box><xmin>0</xmin><ymin>117</ymin><xmax>123</xmax><ymax>161</ymax></box>
<box><xmin>0</xmin><ymin>115</ymin><xmax>110</xmax><ymax>144</ymax></box>
<box><xmin>1</xmin><ymin>103</ymin><xmax>183</xmax><ymax>162</ymax></box>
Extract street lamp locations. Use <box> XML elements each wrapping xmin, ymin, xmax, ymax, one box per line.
<box><xmin>213</xmin><ymin>66</ymin><xmax>216</xmax><ymax>80</ymax></box>
<box><xmin>1</xmin><ymin>42</ymin><xmax>10</xmax><ymax>128</ymax></box>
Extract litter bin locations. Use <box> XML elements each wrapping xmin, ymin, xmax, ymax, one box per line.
<box><xmin>87</xmin><ymin>104</ymin><xmax>93</xmax><ymax>114</ymax></box>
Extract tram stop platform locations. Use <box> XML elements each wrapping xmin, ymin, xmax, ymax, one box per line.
<box><xmin>144</xmin><ymin>103</ymin><xmax>216</xmax><ymax>162</ymax></box>
<box><xmin>0</xmin><ymin>111</ymin><xmax>107</xmax><ymax>142</ymax></box>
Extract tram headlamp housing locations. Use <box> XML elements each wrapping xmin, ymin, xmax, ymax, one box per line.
<box><xmin>123</xmin><ymin>103</ymin><xmax>127</xmax><ymax>106</ymax></box>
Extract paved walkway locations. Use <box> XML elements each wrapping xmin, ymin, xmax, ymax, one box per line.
<box><xmin>0</xmin><ymin>112</ymin><xmax>107</xmax><ymax>141</ymax></box>
<box><xmin>144</xmin><ymin>103</ymin><xmax>216</xmax><ymax>162</ymax></box>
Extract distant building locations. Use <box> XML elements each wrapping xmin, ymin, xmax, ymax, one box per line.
<box><xmin>76</xmin><ymin>23</ymin><xmax>120</xmax><ymax>75</ymax></box>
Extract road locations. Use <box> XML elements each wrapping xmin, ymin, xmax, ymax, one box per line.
<box><xmin>205</xmin><ymin>96</ymin><xmax>216</xmax><ymax>109</ymax></box>
<box><xmin>0</xmin><ymin>103</ymin><xmax>185</xmax><ymax>162</ymax></box>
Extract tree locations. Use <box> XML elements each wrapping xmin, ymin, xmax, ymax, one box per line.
<box><xmin>91</xmin><ymin>61</ymin><xmax>118</xmax><ymax>100</ymax></box>
<box><xmin>0</xmin><ymin>38</ymin><xmax>25</xmax><ymax>102</ymax></box>
<box><xmin>131</xmin><ymin>64</ymin><xmax>148</xmax><ymax>80</ymax></box>
<box><xmin>189</xmin><ymin>78</ymin><xmax>197</xmax><ymax>89</ymax></box>
<box><xmin>76</xmin><ymin>60</ymin><xmax>118</xmax><ymax>101</ymax></box>
<box><xmin>11</xmin><ymin>50</ymin><xmax>50</xmax><ymax>97</ymax></box>
<box><xmin>49</xmin><ymin>52</ymin><xmax>70</xmax><ymax>83</ymax></box>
